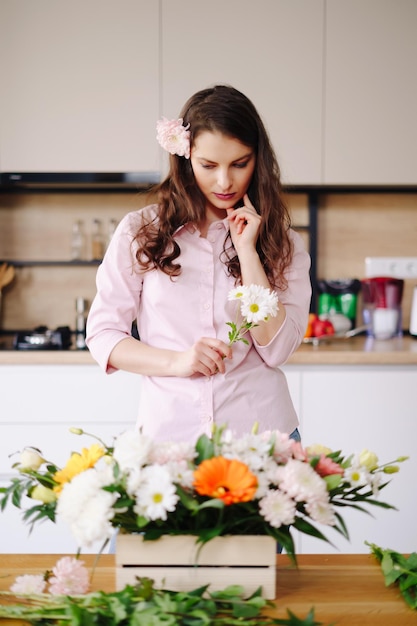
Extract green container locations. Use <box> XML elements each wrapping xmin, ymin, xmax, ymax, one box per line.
<box><xmin>317</xmin><ymin>279</ymin><xmax>361</xmax><ymax>326</ymax></box>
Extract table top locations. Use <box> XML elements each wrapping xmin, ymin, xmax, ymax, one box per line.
<box><xmin>0</xmin><ymin>554</ymin><xmax>415</xmax><ymax>625</ymax></box>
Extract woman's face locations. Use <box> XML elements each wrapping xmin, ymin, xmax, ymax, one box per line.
<box><xmin>190</xmin><ymin>131</ymin><xmax>256</xmax><ymax>215</ymax></box>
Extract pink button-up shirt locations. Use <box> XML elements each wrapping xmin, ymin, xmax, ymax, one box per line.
<box><xmin>86</xmin><ymin>205</ymin><xmax>311</xmax><ymax>441</ymax></box>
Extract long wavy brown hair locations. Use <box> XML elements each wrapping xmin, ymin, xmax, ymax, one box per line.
<box><xmin>134</xmin><ymin>85</ymin><xmax>293</xmax><ymax>290</ymax></box>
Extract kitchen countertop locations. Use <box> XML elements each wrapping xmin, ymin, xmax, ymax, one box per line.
<box><xmin>0</xmin><ymin>554</ymin><xmax>414</xmax><ymax>625</ymax></box>
<box><xmin>0</xmin><ymin>335</ymin><xmax>417</xmax><ymax>366</ymax></box>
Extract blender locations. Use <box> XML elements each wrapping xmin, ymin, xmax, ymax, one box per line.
<box><xmin>361</xmin><ymin>277</ymin><xmax>404</xmax><ymax>339</ymax></box>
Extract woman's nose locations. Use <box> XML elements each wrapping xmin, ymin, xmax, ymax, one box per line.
<box><xmin>217</xmin><ymin>168</ymin><xmax>232</xmax><ymax>190</ymax></box>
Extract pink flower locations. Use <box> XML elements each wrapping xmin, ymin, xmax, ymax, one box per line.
<box><xmin>11</xmin><ymin>574</ymin><xmax>46</xmax><ymax>595</ymax></box>
<box><xmin>48</xmin><ymin>556</ymin><xmax>90</xmax><ymax>595</ymax></box>
<box><xmin>156</xmin><ymin>117</ymin><xmax>190</xmax><ymax>158</ymax></box>
<box><xmin>314</xmin><ymin>455</ymin><xmax>345</xmax><ymax>478</ymax></box>
<box><xmin>291</xmin><ymin>441</ymin><xmax>308</xmax><ymax>462</ymax></box>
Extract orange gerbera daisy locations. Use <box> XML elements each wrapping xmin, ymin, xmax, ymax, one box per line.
<box><xmin>193</xmin><ymin>456</ymin><xmax>258</xmax><ymax>505</ymax></box>
<box><xmin>53</xmin><ymin>443</ymin><xmax>105</xmax><ymax>493</ymax></box>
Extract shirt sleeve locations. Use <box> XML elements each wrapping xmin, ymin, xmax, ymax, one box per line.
<box><xmin>252</xmin><ymin>229</ymin><xmax>312</xmax><ymax>367</ymax></box>
<box><xmin>85</xmin><ymin>209</ymin><xmax>150</xmax><ymax>373</ymax></box>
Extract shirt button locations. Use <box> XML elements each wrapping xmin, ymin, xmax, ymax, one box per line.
<box><xmin>203</xmin><ymin>302</ymin><xmax>210</xmax><ymax>310</ymax></box>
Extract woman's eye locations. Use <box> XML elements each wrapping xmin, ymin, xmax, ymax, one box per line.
<box><xmin>233</xmin><ymin>161</ymin><xmax>249</xmax><ymax>169</ymax></box>
<box><xmin>202</xmin><ymin>164</ymin><xmax>215</xmax><ymax>169</ymax></box>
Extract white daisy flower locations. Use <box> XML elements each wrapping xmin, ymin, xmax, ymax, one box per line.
<box><xmin>344</xmin><ymin>465</ymin><xmax>371</xmax><ymax>488</ymax></box>
<box><xmin>227</xmin><ymin>285</ymin><xmax>249</xmax><ymax>301</ymax></box>
<box><xmin>133</xmin><ymin>465</ymin><xmax>178</xmax><ymax>521</ymax></box>
<box><xmin>240</xmin><ymin>284</ymin><xmax>279</xmax><ymax>324</ymax></box>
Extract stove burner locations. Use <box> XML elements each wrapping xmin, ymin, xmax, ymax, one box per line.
<box><xmin>13</xmin><ymin>326</ymin><xmax>72</xmax><ymax>350</ymax></box>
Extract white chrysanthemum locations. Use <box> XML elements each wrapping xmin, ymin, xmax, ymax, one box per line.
<box><xmin>165</xmin><ymin>459</ymin><xmax>195</xmax><ymax>489</ymax></box>
<box><xmin>253</xmin><ymin>469</ymin><xmax>271</xmax><ymax>499</ymax></box>
<box><xmin>344</xmin><ymin>465</ymin><xmax>371</xmax><ymax>488</ymax></box>
<box><xmin>126</xmin><ymin>467</ymin><xmax>142</xmax><ymax>496</ymax></box>
<box><xmin>222</xmin><ymin>433</ymin><xmax>271</xmax><ymax>472</ymax></box>
<box><xmin>240</xmin><ymin>285</ymin><xmax>279</xmax><ymax>324</ymax></box>
<box><xmin>259</xmin><ymin>489</ymin><xmax>296</xmax><ymax>527</ymax></box>
<box><xmin>11</xmin><ymin>574</ymin><xmax>46</xmax><ymax>595</ymax></box>
<box><xmin>133</xmin><ymin>464</ymin><xmax>178</xmax><ymax>521</ymax></box>
<box><xmin>277</xmin><ymin>458</ymin><xmax>328</xmax><ymax>503</ymax></box>
<box><xmin>305</xmin><ymin>497</ymin><xmax>335</xmax><ymax>526</ymax></box>
<box><xmin>148</xmin><ymin>441</ymin><xmax>196</xmax><ymax>465</ymax></box>
<box><xmin>113</xmin><ymin>429</ymin><xmax>152</xmax><ymax>472</ymax></box>
<box><xmin>57</xmin><ymin>466</ymin><xmax>117</xmax><ymax>548</ymax></box>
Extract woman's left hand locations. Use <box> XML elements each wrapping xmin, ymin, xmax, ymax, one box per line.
<box><xmin>226</xmin><ymin>194</ymin><xmax>261</xmax><ymax>254</ymax></box>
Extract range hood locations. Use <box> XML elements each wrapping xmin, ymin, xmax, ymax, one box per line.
<box><xmin>0</xmin><ymin>172</ymin><xmax>161</xmax><ymax>189</ymax></box>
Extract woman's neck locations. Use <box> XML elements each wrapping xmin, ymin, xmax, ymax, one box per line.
<box><xmin>197</xmin><ymin>205</ymin><xmax>227</xmax><ymax>238</ymax></box>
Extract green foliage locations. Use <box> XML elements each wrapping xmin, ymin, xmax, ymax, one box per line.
<box><xmin>0</xmin><ymin>578</ymin><xmax>329</xmax><ymax>625</ymax></box>
<box><xmin>367</xmin><ymin>542</ymin><xmax>417</xmax><ymax>610</ymax></box>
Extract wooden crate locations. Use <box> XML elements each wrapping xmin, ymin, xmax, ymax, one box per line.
<box><xmin>115</xmin><ymin>533</ymin><xmax>277</xmax><ymax>599</ymax></box>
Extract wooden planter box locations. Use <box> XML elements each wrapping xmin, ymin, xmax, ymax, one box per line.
<box><xmin>115</xmin><ymin>533</ymin><xmax>277</xmax><ymax>599</ymax></box>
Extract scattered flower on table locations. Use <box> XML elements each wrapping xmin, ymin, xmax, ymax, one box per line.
<box><xmin>9</xmin><ymin>556</ymin><xmax>89</xmax><ymax>596</ymax></box>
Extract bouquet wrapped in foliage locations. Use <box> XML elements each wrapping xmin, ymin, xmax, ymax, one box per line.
<box><xmin>0</xmin><ymin>423</ymin><xmax>406</xmax><ymax>561</ymax></box>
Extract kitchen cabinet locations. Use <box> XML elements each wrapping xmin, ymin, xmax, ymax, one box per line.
<box><xmin>324</xmin><ymin>0</ymin><xmax>417</xmax><ymax>184</ymax></box>
<box><xmin>287</xmin><ymin>364</ymin><xmax>417</xmax><ymax>554</ymax></box>
<box><xmin>0</xmin><ymin>0</ymin><xmax>160</xmax><ymax>175</ymax></box>
<box><xmin>161</xmin><ymin>0</ymin><xmax>324</xmax><ymax>185</ymax></box>
<box><xmin>0</xmin><ymin>364</ymin><xmax>140</xmax><ymax>553</ymax></box>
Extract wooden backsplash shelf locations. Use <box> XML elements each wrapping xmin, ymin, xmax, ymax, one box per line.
<box><xmin>0</xmin><ymin>185</ymin><xmax>416</xmax><ymax>332</ymax></box>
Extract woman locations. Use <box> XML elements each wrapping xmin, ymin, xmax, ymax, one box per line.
<box><xmin>86</xmin><ymin>84</ymin><xmax>311</xmax><ymax>442</ymax></box>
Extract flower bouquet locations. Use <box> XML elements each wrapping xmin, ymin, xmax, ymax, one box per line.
<box><xmin>0</xmin><ymin>423</ymin><xmax>406</xmax><ymax>561</ymax></box>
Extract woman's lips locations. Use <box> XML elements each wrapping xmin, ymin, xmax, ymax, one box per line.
<box><xmin>214</xmin><ymin>193</ymin><xmax>235</xmax><ymax>201</ymax></box>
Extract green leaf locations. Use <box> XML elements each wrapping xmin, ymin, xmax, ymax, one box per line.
<box><xmin>195</xmin><ymin>434</ymin><xmax>214</xmax><ymax>463</ymax></box>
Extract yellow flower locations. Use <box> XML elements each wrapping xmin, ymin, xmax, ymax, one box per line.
<box><xmin>193</xmin><ymin>456</ymin><xmax>257</xmax><ymax>505</ymax></box>
<box><xmin>305</xmin><ymin>444</ymin><xmax>333</xmax><ymax>458</ymax></box>
<box><xmin>53</xmin><ymin>443</ymin><xmax>105</xmax><ymax>493</ymax></box>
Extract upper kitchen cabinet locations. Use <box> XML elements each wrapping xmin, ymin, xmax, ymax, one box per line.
<box><xmin>324</xmin><ymin>0</ymin><xmax>417</xmax><ymax>185</ymax></box>
<box><xmin>160</xmin><ymin>0</ymin><xmax>324</xmax><ymax>186</ymax></box>
<box><xmin>0</xmin><ymin>1</ymin><xmax>160</xmax><ymax>175</ymax></box>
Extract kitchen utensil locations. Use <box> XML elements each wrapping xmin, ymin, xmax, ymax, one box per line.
<box><xmin>0</xmin><ymin>263</ymin><xmax>15</xmax><ymax>290</ymax></box>
<box><xmin>302</xmin><ymin>325</ymin><xmax>369</xmax><ymax>346</ymax></box>
<box><xmin>361</xmin><ymin>277</ymin><xmax>404</xmax><ymax>340</ymax></box>
<box><xmin>317</xmin><ymin>279</ymin><xmax>361</xmax><ymax>329</ymax></box>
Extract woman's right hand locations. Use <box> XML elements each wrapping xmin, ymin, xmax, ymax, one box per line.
<box><xmin>175</xmin><ymin>338</ymin><xmax>232</xmax><ymax>378</ymax></box>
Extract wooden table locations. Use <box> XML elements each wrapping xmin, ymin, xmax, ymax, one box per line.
<box><xmin>0</xmin><ymin>554</ymin><xmax>415</xmax><ymax>625</ymax></box>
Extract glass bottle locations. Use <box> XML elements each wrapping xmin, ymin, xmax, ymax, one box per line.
<box><xmin>91</xmin><ymin>219</ymin><xmax>104</xmax><ymax>261</ymax></box>
<box><xmin>71</xmin><ymin>220</ymin><xmax>85</xmax><ymax>261</ymax></box>
<box><xmin>75</xmin><ymin>297</ymin><xmax>88</xmax><ymax>350</ymax></box>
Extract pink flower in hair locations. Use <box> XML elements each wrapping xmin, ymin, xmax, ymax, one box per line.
<box><xmin>156</xmin><ymin>117</ymin><xmax>190</xmax><ymax>158</ymax></box>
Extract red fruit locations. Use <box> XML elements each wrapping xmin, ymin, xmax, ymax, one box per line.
<box><xmin>304</xmin><ymin>313</ymin><xmax>318</xmax><ymax>338</ymax></box>
<box><xmin>311</xmin><ymin>318</ymin><xmax>335</xmax><ymax>338</ymax></box>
